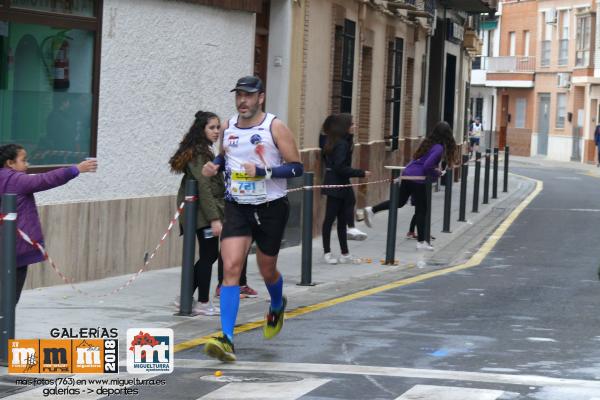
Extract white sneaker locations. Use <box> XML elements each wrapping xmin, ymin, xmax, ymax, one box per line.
<box><xmin>355</xmin><ymin>209</ymin><xmax>365</xmax><ymax>221</ymax></box>
<box><xmin>363</xmin><ymin>207</ymin><xmax>375</xmax><ymax>228</ymax></box>
<box><xmin>338</xmin><ymin>253</ymin><xmax>359</xmax><ymax>264</ymax></box>
<box><xmin>416</xmin><ymin>241</ymin><xmax>435</xmax><ymax>251</ymax></box>
<box><xmin>347</xmin><ymin>227</ymin><xmax>368</xmax><ymax>241</ymax></box>
<box><xmin>193</xmin><ymin>302</ymin><xmax>220</xmax><ymax>316</ymax></box>
<box><xmin>323</xmin><ymin>253</ymin><xmax>338</xmax><ymax>264</ymax></box>
<box><xmin>174</xmin><ymin>296</ymin><xmax>197</xmax><ymax>308</ymax></box>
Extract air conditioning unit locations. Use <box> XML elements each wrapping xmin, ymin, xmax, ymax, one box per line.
<box><xmin>545</xmin><ymin>8</ymin><xmax>557</xmax><ymax>24</ymax></box>
<box><xmin>557</xmin><ymin>72</ymin><xmax>571</xmax><ymax>88</ymax></box>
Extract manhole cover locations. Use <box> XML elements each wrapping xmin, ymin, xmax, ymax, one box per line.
<box><xmin>200</xmin><ymin>373</ymin><xmax>302</xmax><ymax>384</ymax></box>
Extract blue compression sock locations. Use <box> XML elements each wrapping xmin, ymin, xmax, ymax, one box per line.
<box><xmin>219</xmin><ymin>285</ymin><xmax>240</xmax><ymax>342</ymax></box>
<box><xmin>266</xmin><ymin>275</ymin><xmax>283</xmax><ymax>311</ymax></box>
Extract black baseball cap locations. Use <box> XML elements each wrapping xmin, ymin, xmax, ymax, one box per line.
<box><xmin>230</xmin><ymin>76</ymin><xmax>264</xmax><ymax>93</ymax></box>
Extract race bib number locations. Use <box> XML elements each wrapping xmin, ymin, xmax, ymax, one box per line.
<box><xmin>230</xmin><ymin>171</ymin><xmax>267</xmax><ymax>204</ymax></box>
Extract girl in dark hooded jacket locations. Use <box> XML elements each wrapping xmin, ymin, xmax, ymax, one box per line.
<box><xmin>321</xmin><ymin>114</ymin><xmax>370</xmax><ymax>264</ymax></box>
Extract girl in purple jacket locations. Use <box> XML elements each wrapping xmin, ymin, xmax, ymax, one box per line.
<box><xmin>0</xmin><ymin>144</ymin><xmax>97</xmax><ymax>303</ymax></box>
<box><xmin>361</xmin><ymin>122</ymin><xmax>457</xmax><ymax>250</ymax></box>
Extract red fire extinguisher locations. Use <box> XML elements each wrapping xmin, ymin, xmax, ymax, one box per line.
<box><xmin>53</xmin><ymin>40</ymin><xmax>70</xmax><ymax>90</ymax></box>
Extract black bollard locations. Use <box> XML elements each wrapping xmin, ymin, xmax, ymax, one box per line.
<box><xmin>178</xmin><ymin>180</ymin><xmax>198</xmax><ymax>316</ymax></box>
<box><xmin>0</xmin><ymin>194</ymin><xmax>17</xmax><ymax>364</ymax></box>
<box><xmin>458</xmin><ymin>155</ymin><xmax>469</xmax><ymax>222</ymax></box>
<box><xmin>492</xmin><ymin>147</ymin><xmax>499</xmax><ymax>199</ymax></box>
<box><xmin>472</xmin><ymin>152</ymin><xmax>481</xmax><ymax>213</ymax></box>
<box><xmin>299</xmin><ymin>172</ymin><xmax>315</xmax><ymax>286</ymax></box>
<box><xmin>483</xmin><ymin>148</ymin><xmax>491</xmax><ymax>204</ymax></box>
<box><xmin>442</xmin><ymin>168</ymin><xmax>453</xmax><ymax>233</ymax></box>
<box><xmin>384</xmin><ymin>169</ymin><xmax>401</xmax><ymax>264</ymax></box>
<box><xmin>425</xmin><ymin>177</ymin><xmax>433</xmax><ymax>243</ymax></box>
<box><xmin>503</xmin><ymin>146</ymin><xmax>510</xmax><ymax>193</ymax></box>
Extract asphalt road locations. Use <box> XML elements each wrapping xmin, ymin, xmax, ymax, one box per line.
<box><xmin>5</xmin><ymin>163</ymin><xmax>600</xmax><ymax>399</ymax></box>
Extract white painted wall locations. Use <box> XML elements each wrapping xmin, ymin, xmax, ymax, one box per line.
<box><xmin>471</xmin><ymin>69</ymin><xmax>486</xmax><ymax>86</ymax></box>
<box><xmin>445</xmin><ymin>41</ymin><xmax>462</xmax><ymax>138</ymax></box>
<box><xmin>37</xmin><ymin>0</ymin><xmax>254</xmax><ymax>205</ymax></box>
<box><xmin>266</xmin><ymin>0</ymin><xmax>292</xmax><ymax>124</ymax></box>
<box><xmin>304</xmin><ymin>0</ymin><xmax>333</xmax><ymax>149</ymax></box>
<box><xmin>547</xmin><ymin>135</ymin><xmax>584</xmax><ymax>161</ymax></box>
<box><xmin>531</xmin><ymin>133</ymin><xmax>584</xmax><ymax>160</ymax></box>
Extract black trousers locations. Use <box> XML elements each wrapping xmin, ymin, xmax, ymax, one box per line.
<box><xmin>372</xmin><ymin>181</ymin><xmax>428</xmax><ymax>242</ymax></box>
<box><xmin>322</xmin><ymin>196</ymin><xmax>350</xmax><ymax>254</ymax></box>
<box><xmin>16</xmin><ymin>265</ymin><xmax>28</xmax><ymax>304</ymax></box>
<box><xmin>196</xmin><ymin>229</ymin><xmax>250</xmax><ymax>302</ymax></box>
<box><xmin>344</xmin><ymin>191</ymin><xmax>356</xmax><ymax>229</ymax></box>
<box><xmin>409</xmin><ymin>213</ymin><xmax>417</xmax><ymax>233</ymax></box>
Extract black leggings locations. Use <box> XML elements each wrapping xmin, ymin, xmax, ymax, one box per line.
<box><xmin>196</xmin><ymin>229</ymin><xmax>250</xmax><ymax>302</ymax></box>
<box><xmin>195</xmin><ymin>231</ymin><xmax>220</xmax><ymax>303</ymax></box>
<box><xmin>372</xmin><ymin>181</ymin><xmax>428</xmax><ymax>242</ymax></box>
<box><xmin>409</xmin><ymin>214</ymin><xmax>417</xmax><ymax>233</ymax></box>
<box><xmin>16</xmin><ymin>266</ymin><xmax>28</xmax><ymax>304</ymax></box>
<box><xmin>322</xmin><ymin>196</ymin><xmax>350</xmax><ymax>254</ymax></box>
<box><xmin>345</xmin><ymin>193</ymin><xmax>356</xmax><ymax>229</ymax></box>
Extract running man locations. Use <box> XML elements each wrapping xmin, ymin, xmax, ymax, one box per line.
<box><xmin>202</xmin><ymin>76</ymin><xmax>303</xmax><ymax>362</ymax></box>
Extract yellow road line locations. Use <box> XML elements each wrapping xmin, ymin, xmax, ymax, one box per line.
<box><xmin>581</xmin><ymin>171</ymin><xmax>600</xmax><ymax>179</ymax></box>
<box><xmin>174</xmin><ymin>175</ymin><xmax>543</xmax><ymax>353</ymax></box>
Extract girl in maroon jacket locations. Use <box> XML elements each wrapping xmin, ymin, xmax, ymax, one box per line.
<box><xmin>0</xmin><ymin>144</ymin><xmax>96</xmax><ymax>303</ymax></box>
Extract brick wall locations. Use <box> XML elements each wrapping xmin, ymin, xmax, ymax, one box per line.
<box><xmin>506</xmin><ymin>128</ymin><xmax>532</xmax><ymax>156</ymax></box>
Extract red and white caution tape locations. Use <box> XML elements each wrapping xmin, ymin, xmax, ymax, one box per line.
<box><xmin>286</xmin><ymin>178</ymin><xmax>391</xmax><ymax>193</ymax></box>
<box><xmin>0</xmin><ymin>212</ymin><xmax>17</xmax><ymax>222</ymax></box>
<box><xmin>285</xmin><ymin>175</ymin><xmax>429</xmax><ymax>193</ymax></box>
<box><xmin>17</xmin><ymin>201</ymin><xmax>186</xmax><ymax>297</ymax></box>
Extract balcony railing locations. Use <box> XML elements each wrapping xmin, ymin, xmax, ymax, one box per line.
<box><xmin>475</xmin><ymin>56</ymin><xmax>536</xmax><ymax>72</ymax></box>
<box><xmin>396</xmin><ymin>0</ymin><xmax>435</xmax><ymax>17</ymax></box>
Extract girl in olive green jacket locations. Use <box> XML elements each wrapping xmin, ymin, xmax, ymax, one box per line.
<box><xmin>170</xmin><ymin>111</ymin><xmax>224</xmax><ymax>315</ymax></box>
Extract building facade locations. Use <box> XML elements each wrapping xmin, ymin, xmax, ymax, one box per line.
<box><xmin>0</xmin><ymin>0</ymin><xmax>260</xmax><ymax>288</ymax></box>
<box><xmin>1</xmin><ymin>0</ymin><xmax>493</xmax><ymax>288</ymax></box>
<box><xmin>472</xmin><ymin>0</ymin><xmax>600</xmax><ymax>163</ymax></box>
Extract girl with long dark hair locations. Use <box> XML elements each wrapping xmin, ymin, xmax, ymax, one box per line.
<box><xmin>171</xmin><ymin>111</ymin><xmax>223</xmax><ymax>315</ymax></box>
<box><xmin>361</xmin><ymin>121</ymin><xmax>457</xmax><ymax>250</ymax></box>
<box><xmin>0</xmin><ymin>144</ymin><xmax>97</xmax><ymax>304</ymax></box>
<box><xmin>321</xmin><ymin>113</ymin><xmax>370</xmax><ymax>264</ymax></box>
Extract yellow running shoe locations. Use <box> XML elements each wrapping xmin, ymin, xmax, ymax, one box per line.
<box><xmin>263</xmin><ymin>296</ymin><xmax>287</xmax><ymax>339</ymax></box>
<box><xmin>204</xmin><ymin>335</ymin><xmax>236</xmax><ymax>362</ymax></box>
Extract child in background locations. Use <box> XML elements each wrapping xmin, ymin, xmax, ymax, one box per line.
<box><xmin>361</xmin><ymin>122</ymin><xmax>456</xmax><ymax>251</ymax></box>
<box><xmin>321</xmin><ymin>114</ymin><xmax>370</xmax><ymax>264</ymax></box>
<box><xmin>0</xmin><ymin>144</ymin><xmax>97</xmax><ymax>303</ymax></box>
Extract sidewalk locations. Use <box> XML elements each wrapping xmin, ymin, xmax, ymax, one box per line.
<box><xmin>10</xmin><ymin>162</ymin><xmax>536</xmax><ymax>350</ymax></box>
<box><xmin>511</xmin><ymin>155</ymin><xmax>600</xmax><ymax>173</ymax></box>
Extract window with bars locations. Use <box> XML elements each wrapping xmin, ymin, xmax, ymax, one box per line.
<box><xmin>386</xmin><ymin>37</ymin><xmax>403</xmax><ymax>151</ymax></box>
<box><xmin>556</xmin><ymin>93</ymin><xmax>567</xmax><ymax>128</ymax></box>
<box><xmin>331</xmin><ymin>19</ymin><xmax>355</xmax><ymax>114</ymax></box>
<box><xmin>576</xmin><ymin>14</ymin><xmax>591</xmax><ymax>67</ymax></box>
<box><xmin>541</xmin><ymin>41</ymin><xmax>551</xmax><ymax>67</ymax></box>
<box><xmin>515</xmin><ymin>98</ymin><xmax>526</xmax><ymax>128</ymax></box>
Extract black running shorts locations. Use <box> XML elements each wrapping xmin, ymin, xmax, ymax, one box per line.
<box><xmin>221</xmin><ymin>197</ymin><xmax>290</xmax><ymax>256</ymax></box>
